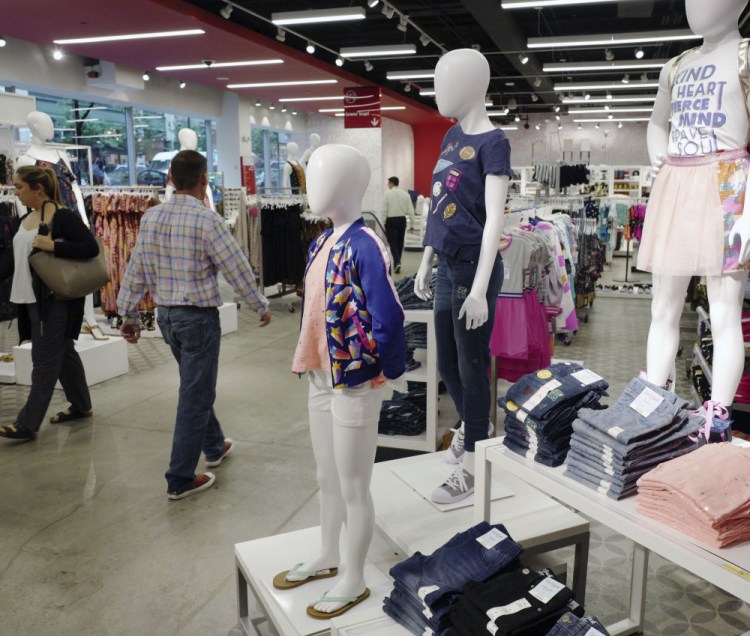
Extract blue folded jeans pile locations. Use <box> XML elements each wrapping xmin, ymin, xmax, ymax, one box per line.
<box><xmin>383</xmin><ymin>522</ymin><xmax>523</xmax><ymax>635</ymax></box>
<box><xmin>378</xmin><ymin>382</ymin><xmax>427</xmax><ymax>436</ymax></box>
<box><xmin>546</xmin><ymin>611</ymin><xmax>610</xmax><ymax>635</ymax></box>
<box><xmin>563</xmin><ymin>377</ymin><xmax>703</xmax><ymax>500</ymax></box>
<box><xmin>499</xmin><ymin>363</ymin><xmax>609</xmax><ymax>467</ymax></box>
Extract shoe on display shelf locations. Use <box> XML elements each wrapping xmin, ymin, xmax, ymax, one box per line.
<box><xmin>431</xmin><ymin>466</ymin><xmax>474</xmax><ymax>504</ymax></box>
<box><xmin>444</xmin><ymin>421</ymin><xmax>494</xmax><ymax>464</ymax></box>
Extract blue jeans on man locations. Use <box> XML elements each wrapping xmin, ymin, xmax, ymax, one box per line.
<box><xmin>157</xmin><ymin>306</ymin><xmax>226</xmax><ymax>493</ymax></box>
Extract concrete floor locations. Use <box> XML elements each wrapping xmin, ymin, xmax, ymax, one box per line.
<box><xmin>0</xmin><ymin>247</ymin><xmax>748</xmax><ymax>635</ymax></box>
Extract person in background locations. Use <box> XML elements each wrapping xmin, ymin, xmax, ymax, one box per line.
<box><xmin>92</xmin><ymin>157</ymin><xmax>109</xmax><ymax>186</ymax></box>
<box><xmin>382</xmin><ymin>176</ymin><xmax>415</xmax><ymax>274</ymax></box>
<box><xmin>117</xmin><ymin>150</ymin><xmax>272</xmax><ymax>500</ymax></box>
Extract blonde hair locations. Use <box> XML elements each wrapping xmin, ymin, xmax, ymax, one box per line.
<box><xmin>15</xmin><ymin>165</ymin><xmax>64</xmax><ymax>207</ymax></box>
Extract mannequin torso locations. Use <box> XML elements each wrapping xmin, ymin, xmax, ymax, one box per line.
<box><xmin>165</xmin><ymin>128</ymin><xmax>215</xmax><ymax>210</ymax></box>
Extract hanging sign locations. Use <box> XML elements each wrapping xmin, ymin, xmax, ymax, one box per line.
<box><xmin>240</xmin><ymin>156</ymin><xmax>256</xmax><ymax>194</ymax></box>
<box><xmin>344</xmin><ymin>87</ymin><xmax>381</xmax><ymax>129</ymax></box>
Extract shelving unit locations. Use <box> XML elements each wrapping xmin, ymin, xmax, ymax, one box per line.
<box><xmin>377</xmin><ymin>308</ymin><xmax>454</xmax><ymax>452</ymax></box>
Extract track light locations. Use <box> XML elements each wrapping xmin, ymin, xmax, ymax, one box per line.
<box><xmin>306</xmin><ymin>41</ymin><xmax>316</xmax><ymax>54</ymax></box>
<box><xmin>0</xmin><ymin>37</ymin><xmax>7</xmax><ymax>48</ymax></box>
<box><xmin>397</xmin><ymin>15</ymin><xmax>408</xmax><ymax>32</ymax></box>
<box><xmin>53</xmin><ymin>49</ymin><xmax>64</xmax><ymax>60</ymax></box>
<box><xmin>595</xmin><ymin>123</ymin><xmax>600</xmax><ymax>129</ymax></box>
<box><xmin>584</xmin><ymin>92</ymin><xmax>591</xmax><ymax>100</ymax></box>
<box><xmin>578</xmin><ymin>123</ymin><xmax>582</xmax><ymax>130</ymax></box>
<box><xmin>382</xmin><ymin>3</ymin><xmax>395</xmax><ymax>19</ymax></box>
<box><xmin>554</xmin><ymin>105</ymin><xmax>560</xmax><ymax>112</ymax></box>
<box><xmin>508</xmin><ymin>97</ymin><xmax>518</xmax><ymax>110</ymax></box>
<box><xmin>531</xmin><ymin>94</ymin><xmax>539</xmax><ymax>102</ymax></box>
<box><xmin>335</xmin><ymin>56</ymin><xmax>344</xmax><ymax>67</ymax></box>
<box><xmin>533</xmin><ymin>77</ymin><xmax>542</xmax><ymax>88</ymax></box>
<box><xmin>292</xmin><ymin>109</ymin><xmax>298</xmax><ymax>115</ymax></box>
<box><xmin>618</xmin><ymin>121</ymin><xmax>623</xmax><ymax>128</ymax></box>
<box><xmin>142</xmin><ymin>71</ymin><xmax>150</xmax><ymax>81</ymax></box>
<box><xmin>558</xmin><ymin>123</ymin><xmax>562</xmax><ymax>129</ymax></box>
<box><xmin>368</xmin><ymin>0</ymin><xmax>380</xmax><ymax>6</ymax></box>
<box><xmin>281</xmin><ymin>106</ymin><xmax>287</xmax><ymax>113</ymax></box>
<box><xmin>518</xmin><ymin>52</ymin><xmax>529</xmax><ymax>65</ymax></box>
<box><xmin>276</xmin><ymin>28</ymin><xmax>286</xmax><ymax>42</ymax></box>
<box><xmin>635</xmin><ymin>47</ymin><xmax>644</xmax><ymax>59</ymax></box>
<box><xmin>555</xmin><ymin>114</ymin><xmax>561</xmax><ymax>121</ymax></box>
<box><xmin>255</xmin><ymin>99</ymin><xmax>261</xmax><ymax>107</ymax></box>
<box><xmin>220</xmin><ymin>3</ymin><xmax>233</xmax><ymax>19</ymax></box>
<box><xmin>622</xmin><ymin>74</ymin><xmax>630</xmax><ymax>84</ymax></box>
<box><xmin>419</xmin><ymin>34</ymin><xmax>430</xmax><ymax>47</ymax></box>
<box><xmin>606</xmin><ymin>91</ymin><xmax>613</xmax><ymax>100</ymax></box>
<box><xmin>535</xmin><ymin>123</ymin><xmax>541</xmax><ymax>130</ymax></box>
<box><xmin>515</xmin><ymin>115</ymin><xmax>521</xmax><ymax>122</ymax></box>
<box><xmin>640</xmin><ymin>72</ymin><xmax>648</xmax><ymax>81</ymax></box>
<box><xmin>364</xmin><ymin>61</ymin><xmax>373</xmax><ymax>71</ymax></box>
<box><xmin>269</xmin><ymin>104</ymin><xmax>275</xmax><ymax>110</ymax></box>
<box><xmin>605</xmin><ymin>48</ymin><xmax>614</xmax><ymax>61</ymax></box>
<box><xmin>179</xmin><ymin>80</ymin><xmax>186</xmax><ymax>89</ymax></box>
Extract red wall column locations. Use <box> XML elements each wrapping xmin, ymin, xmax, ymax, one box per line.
<box><xmin>412</xmin><ymin>118</ymin><xmax>453</xmax><ymax>197</ymax></box>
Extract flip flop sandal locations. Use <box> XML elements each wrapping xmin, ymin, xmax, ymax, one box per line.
<box><xmin>0</xmin><ymin>424</ymin><xmax>35</xmax><ymax>440</ymax></box>
<box><xmin>306</xmin><ymin>588</ymin><xmax>371</xmax><ymax>619</ymax></box>
<box><xmin>272</xmin><ymin>563</ymin><xmax>339</xmax><ymax>590</ymax></box>
<box><xmin>50</xmin><ymin>410</ymin><xmax>93</xmax><ymax>424</ymax></box>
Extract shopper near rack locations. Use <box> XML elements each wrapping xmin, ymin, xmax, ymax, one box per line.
<box><xmin>382</xmin><ymin>176</ymin><xmax>414</xmax><ymax>273</ymax></box>
<box><xmin>117</xmin><ymin>150</ymin><xmax>271</xmax><ymax>500</ymax></box>
<box><xmin>637</xmin><ymin>0</ymin><xmax>750</xmax><ymax>438</ymax></box>
<box><xmin>0</xmin><ymin>165</ymin><xmax>99</xmax><ymax>440</ymax></box>
<box><xmin>415</xmin><ymin>49</ymin><xmax>510</xmax><ymax>504</ymax></box>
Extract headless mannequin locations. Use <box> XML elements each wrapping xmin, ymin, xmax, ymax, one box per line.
<box><xmin>17</xmin><ymin>111</ymin><xmax>98</xmax><ymax>330</ymax></box>
<box><xmin>282</xmin><ymin>141</ymin><xmax>304</xmax><ymax>194</ymax></box>
<box><xmin>645</xmin><ymin>0</ymin><xmax>750</xmax><ymax>407</ymax></box>
<box><xmin>414</xmin><ymin>50</ymin><xmax>509</xmax><ymax>478</ymax></box>
<box><xmin>299</xmin><ymin>133</ymin><xmax>321</xmax><ymax>166</ymax></box>
<box><xmin>284</xmin><ymin>145</ymin><xmax>401</xmax><ymax>615</ymax></box>
<box><xmin>165</xmin><ymin>129</ymin><xmax>215</xmax><ymax>210</ymax></box>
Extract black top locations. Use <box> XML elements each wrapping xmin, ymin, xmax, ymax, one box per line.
<box><xmin>0</xmin><ymin>206</ymin><xmax>99</xmax><ymax>341</ymax></box>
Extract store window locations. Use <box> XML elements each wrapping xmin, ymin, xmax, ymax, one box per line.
<box><xmin>251</xmin><ymin>126</ymin><xmax>305</xmax><ymax>193</ymax></box>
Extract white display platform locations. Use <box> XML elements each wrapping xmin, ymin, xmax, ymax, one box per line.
<box><xmin>13</xmin><ymin>333</ymin><xmax>128</xmax><ymax>387</ymax></box>
<box><xmin>235</xmin><ymin>526</ymin><xmax>394</xmax><ymax>636</ymax></box>
<box><xmin>139</xmin><ymin>302</ymin><xmax>239</xmax><ymax>338</ymax></box>
<box><xmin>0</xmin><ymin>355</ymin><xmax>15</xmax><ymax>384</ymax></box>
<box><xmin>330</xmin><ymin>606</ymin><xmax>411</xmax><ymax>636</ymax></box>
<box><xmin>391</xmin><ymin>454</ymin><xmax>513</xmax><ymax>512</ymax></box>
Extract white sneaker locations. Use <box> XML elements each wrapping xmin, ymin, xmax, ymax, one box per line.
<box><xmin>431</xmin><ymin>466</ymin><xmax>474</xmax><ymax>504</ymax></box>
<box><xmin>444</xmin><ymin>422</ymin><xmax>494</xmax><ymax>464</ymax></box>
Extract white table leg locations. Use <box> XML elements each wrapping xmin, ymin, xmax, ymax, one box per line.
<box><xmin>605</xmin><ymin>543</ymin><xmax>649</xmax><ymax>636</ymax></box>
<box><xmin>474</xmin><ymin>439</ymin><xmax>493</xmax><ymax>523</ymax></box>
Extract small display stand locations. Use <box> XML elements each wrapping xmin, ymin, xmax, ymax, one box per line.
<box><xmin>13</xmin><ymin>333</ymin><xmax>128</xmax><ymax>387</ymax></box>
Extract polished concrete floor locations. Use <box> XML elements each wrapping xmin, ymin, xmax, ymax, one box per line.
<box><xmin>0</xmin><ymin>248</ymin><xmax>748</xmax><ymax>635</ymax></box>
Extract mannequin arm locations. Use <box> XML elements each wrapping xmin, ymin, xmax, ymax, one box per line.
<box><xmin>282</xmin><ymin>163</ymin><xmax>293</xmax><ymax>193</ymax></box>
<box><xmin>459</xmin><ymin>174</ymin><xmax>509</xmax><ymax>330</ymax></box>
<box><xmin>646</xmin><ymin>61</ymin><xmax>673</xmax><ymax>175</ymax></box>
<box><xmin>728</xmin><ymin>179</ymin><xmax>750</xmax><ymax>263</ymax></box>
<box><xmin>414</xmin><ymin>246</ymin><xmax>435</xmax><ymax>300</ymax></box>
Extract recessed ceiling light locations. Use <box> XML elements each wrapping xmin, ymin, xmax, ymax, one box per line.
<box><xmin>272</xmin><ymin>8</ymin><xmax>366</xmax><ymax>26</ymax></box>
<box><xmin>340</xmin><ymin>44</ymin><xmax>416</xmax><ymax>58</ymax></box>
<box><xmin>156</xmin><ymin>59</ymin><xmax>283</xmax><ymax>71</ymax></box>
<box><xmin>227</xmin><ymin>79</ymin><xmax>338</xmax><ymax>88</ymax></box>
<box><xmin>527</xmin><ymin>29</ymin><xmax>699</xmax><ymax>49</ymax></box>
<box><xmin>220</xmin><ymin>3</ymin><xmax>233</xmax><ymax>19</ymax></box>
<box><xmin>53</xmin><ymin>29</ymin><xmax>205</xmax><ymax>45</ymax></box>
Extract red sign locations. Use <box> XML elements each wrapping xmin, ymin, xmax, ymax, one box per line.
<box><xmin>344</xmin><ymin>87</ymin><xmax>381</xmax><ymax>129</ymax></box>
<box><xmin>240</xmin><ymin>156</ymin><xmax>256</xmax><ymax>194</ymax></box>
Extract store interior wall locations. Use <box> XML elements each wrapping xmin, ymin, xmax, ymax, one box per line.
<box><xmin>412</xmin><ymin>119</ymin><xmax>453</xmax><ymax>197</ymax></box>
<box><xmin>381</xmin><ymin>118</ymin><xmax>415</xmax><ymax>194</ymax></box>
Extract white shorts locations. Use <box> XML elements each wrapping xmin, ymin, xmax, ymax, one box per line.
<box><xmin>308</xmin><ymin>370</ymin><xmax>386</xmax><ymax>428</ymax></box>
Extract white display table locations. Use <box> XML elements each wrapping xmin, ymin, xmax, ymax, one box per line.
<box><xmin>139</xmin><ymin>301</ymin><xmax>238</xmax><ymax>338</ymax></box>
<box><xmin>13</xmin><ymin>333</ymin><xmax>128</xmax><ymax>387</ymax></box>
<box><xmin>474</xmin><ymin>437</ymin><xmax>750</xmax><ymax>636</ymax></box>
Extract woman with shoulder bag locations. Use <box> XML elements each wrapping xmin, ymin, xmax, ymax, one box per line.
<box><xmin>0</xmin><ymin>166</ymin><xmax>99</xmax><ymax>441</ymax></box>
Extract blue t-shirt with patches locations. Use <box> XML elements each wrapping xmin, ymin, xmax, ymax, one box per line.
<box><xmin>423</xmin><ymin>124</ymin><xmax>512</xmax><ymax>261</ymax></box>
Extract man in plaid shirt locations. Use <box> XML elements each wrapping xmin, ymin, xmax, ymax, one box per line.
<box><xmin>118</xmin><ymin>150</ymin><xmax>271</xmax><ymax>500</ymax></box>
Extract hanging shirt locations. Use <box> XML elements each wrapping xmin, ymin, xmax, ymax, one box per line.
<box><xmin>668</xmin><ymin>40</ymin><xmax>750</xmax><ymax>156</ymax></box>
<box><xmin>423</xmin><ymin>125</ymin><xmax>512</xmax><ymax>262</ymax></box>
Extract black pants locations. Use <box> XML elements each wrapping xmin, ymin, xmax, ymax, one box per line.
<box><xmin>385</xmin><ymin>216</ymin><xmax>407</xmax><ymax>268</ymax></box>
<box><xmin>17</xmin><ymin>301</ymin><xmax>91</xmax><ymax>433</ymax></box>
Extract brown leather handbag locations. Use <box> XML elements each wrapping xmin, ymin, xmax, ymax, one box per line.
<box><xmin>28</xmin><ymin>201</ymin><xmax>109</xmax><ymax>301</ymax></box>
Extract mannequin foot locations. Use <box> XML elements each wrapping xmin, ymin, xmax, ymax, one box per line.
<box><xmin>306</xmin><ymin>578</ymin><xmax>370</xmax><ymax>618</ymax></box>
<box><xmin>83</xmin><ymin>320</ymin><xmax>109</xmax><ymax>341</ymax></box>
<box><xmin>444</xmin><ymin>421</ymin><xmax>494</xmax><ymax>464</ymax></box>
<box><xmin>431</xmin><ymin>465</ymin><xmax>474</xmax><ymax>504</ymax></box>
<box><xmin>272</xmin><ymin>561</ymin><xmax>339</xmax><ymax>590</ymax></box>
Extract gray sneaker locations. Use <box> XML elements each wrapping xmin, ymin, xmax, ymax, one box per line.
<box><xmin>431</xmin><ymin>467</ymin><xmax>474</xmax><ymax>504</ymax></box>
<box><xmin>444</xmin><ymin>422</ymin><xmax>494</xmax><ymax>464</ymax></box>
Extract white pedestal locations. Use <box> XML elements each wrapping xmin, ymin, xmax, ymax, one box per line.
<box><xmin>139</xmin><ymin>302</ymin><xmax>239</xmax><ymax>338</ymax></box>
<box><xmin>13</xmin><ymin>334</ymin><xmax>129</xmax><ymax>387</ymax></box>
<box><xmin>0</xmin><ymin>356</ymin><xmax>15</xmax><ymax>384</ymax></box>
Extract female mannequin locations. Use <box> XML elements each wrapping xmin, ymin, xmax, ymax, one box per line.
<box><xmin>299</xmin><ymin>133</ymin><xmax>321</xmax><ymax>166</ymax></box>
<box><xmin>275</xmin><ymin>144</ymin><xmax>406</xmax><ymax>619</ymax></box>
<box><xmin>282</xmin><ymin>141</ymin><xmax>306</xmax><ymax>194</ymax></box>
<box><xmin>414</xmin><ymin>49</ymin><xmax>511</xmax><ymax>503</ymax></box>
<box><xmin>165</xmin><ymin>128</ymin><xmax>214</xmax><ymax>210</ymax></box>
<box><xmin>16</xmin><ymin>111</ymin><xmax>99</xmax><ymax>334</ymax></box>
<box><xmin>638</xmin><ymin>0</ymin><xmax>750</xmax><ymax>435</ymax></box>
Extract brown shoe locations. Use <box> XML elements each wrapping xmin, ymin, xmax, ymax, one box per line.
<box><xmin>167</xmin><ymin>472</ymin><xmax>216</xmax><ymax>500</ymax></box>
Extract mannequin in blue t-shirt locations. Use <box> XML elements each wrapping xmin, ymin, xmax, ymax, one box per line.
<box><xmin>414</xmin><ymin>49</ymin><xmax>511</xmax><ymax>504</ymax></box>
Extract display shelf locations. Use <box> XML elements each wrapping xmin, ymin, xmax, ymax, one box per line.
<box><xmin>693</xmin><ymin>344</ymin><xmax>713</xmax><ymax>385</ymax></box>
<box><xmin>377</xmin><ymin>409</ymin><xmax>456</xmax><ymax>451</ymax></box>
<box><xmin>697</xmin><ymin>306</ymin><xmax>711</xmax><ymax>330</ymax></box>
<box><xmin>690</xmin><ymin>385</ymin><xmax>703</xmax><ymax>407</ymax></box>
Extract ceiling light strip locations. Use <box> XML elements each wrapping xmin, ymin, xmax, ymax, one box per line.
<box><xmin>573</xmin><ymin>117</ymin><xmax>651</xmax><ymax>122</ymax></box>
<box><xmin>563</xmin><ymin>94</ymin><xmax>656</xmax><ymax>104</ymax></box>
<box><xmin>528</xmin><ymin>29</ymin><xmax>699</xmax><ymax>49</ymax></box>
<box><xmin>156</xmin><ymin>59</ymin><xmax>283</xmax><ymax>71</ymax></box>
<box><xmin>554</xmin><ymin>80</ymin><xmax>658</xmax><ymax>91</ymax></box>
<box><xmin>54</xmin><ymin>29</ymin><xmax>205</xmax><ymax>45</ymax></box>
<box><xmin>279</xmin><ymin>96</ymin><xmax>343</xmax><ymax>102</ymax></box>
<box><xmin>386</xmin><ymin>69</ymin><xmax>435</xmax><ymax>80</ymax></box>
<box><xmin>543</xmin><ymin>59</ymin><xmax>667</xmax><ymax>72</ymax></box>
<box><xmin>227</xmin><ymin>79</ymin><xmax>338</xmax><ymax>89</ymax></box>
<box><xmin>340</xmin><ymin>45</ymin><xmax>416</xmax><ymax>58</ymax></box>
<box><xmin>568</xmin><ymin>107</ymin><xmax>654</xmax><ymax>113</ymax></box>
<box><xmin>271</xmin><ymin>8</ymin><xmax>366</xmax><ymax>26</ymax></box>
<box><xmin>503</xmin><ymin>0</ymin><xmax>636</xmax><ymax>7</ymax></box>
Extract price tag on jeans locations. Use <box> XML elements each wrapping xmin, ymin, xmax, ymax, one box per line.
<box><xmin>422</xmin><ymin>606</ymin><xmax>433</xmax><ymax>619</ymax></box>
<box><xmin>486</xmin><ymin>620</ymin><xmax>499</xmax><ymax>635</ymax></box>
<box><xmin>628</xmin><ymin>387</ymin><xmax>664</xmax><ymax>418</ymax></box>
<box><xmin>584</xmin><ymin>629</ymin><xmax>607</xmax><ymax>636</ymax></box>
<box><xmin>571</xmin><ymin>369</ymin><xmax>604</xmax><ymax>386</ymax></box>
<box><xmin>522</xmin><ymin>379</ymin><xmax>562</xmax><ymax>412</ymax></box>
<box><xmin>417</xmin><ymin>585</ymin><xmax>440</xmax><ymax>602</ymax></box>
<box><xmin>476</xmin><ymin>527</ymin><xmax>508</xmax><ymax>550</ymax></box>
<box><xmin>486</xmin><ymin>598</ymin><xmax>532</xmax><ymax>622</ymax></box>
<box><xmin>529</xmin><ymin>576</ymin><xmax>566</xmax><ymax>603</ymax></box>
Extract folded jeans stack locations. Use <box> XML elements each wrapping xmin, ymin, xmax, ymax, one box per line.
<box><xmin>384</xmin><ymin>522</ymin><xmax>523</xmax><ymax>635</ymax></box>
<box><xmin>500</xmin><ymin>363</ymin><xmax>609</xmax><ymax>467</ymax></box>
<box><xmin>637</xmin><ymin>443</ymin><xmax>750</xmax><ymax>547</ymax></box>
<box><xmin>564</xmin><ymin>377</ymin><xmax>703</xmax><ymax>500</ymax></box>
<box><xmin>546</xmin><ymin>611</ymin><xmax>610</xmax><ymax>635</ymax></box>
<box><xmin>449</xmin><ymin>567</ymin><xmax>584</xmax><ymax>636</ymax></box>
<box><xmin>379</xmin><ymin>382</ymin><xmax>427</xmax><ymax>436</ymax></box>
<box><xmin>395</xmin><ymin>273</ymin><xmax>435</xmax><ymax>309</ymax></box>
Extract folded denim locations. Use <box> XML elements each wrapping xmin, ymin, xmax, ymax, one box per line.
<box><xmin>504</xmin><ymin>419</ymin><xmax>573</xmax><ymax>452</ymax></box>
<box><xmin>568</xmin><ymin>436</ymin><xmax>699</xmax><ymax>473</ymax></box>
<box><xmin>503</xmin><ymin>429</ymin><xmax>570</xmax><ymax>461</ymax></box>
<box><xmin>567</xmin><ymin>443</ymin><xmax>698</xmax><ymax>481</ymax></box>
<box><xmin>546</xmin><ymin>612</ymin><xmax>611</xmax><ymax>636</ymax></box>
<box><xmin>383</xmin><ymin>597</ymin><xmax>443</xmax><ymax>635</ymax></box>
<box><xmin>389</xmin><ymin>522</ymin><xmax>523</xmax><ymax>611</ymax></box>
<box><xmin>396</xmin><ymin>273</ymin><xmax>435</xmax><ymax>309</ymax></box>
<box><xmin>566</xmin><ymin>456</ymin><xmax>649</xmax><ymax>489</ymax></box>
<box><xmin>563</xmin><ymin>464</ymin><xmax>639</xmax><ymax>500</ymax></box>
<box><xmin>505</xmin><ymin>363</ymin><xmax>609</xmax><ymax>421</ymax></box>
<box><xmin>503</xmin><ymin>435</ymin><xmax>570</xmax><ymax>467</ymax></box>
<box><xmin>389</xmin><ymin>581</ymin><xmax>454</xmax><ymax>627</ymax></box>
<box><xmin>383</xmin><ymin>591</ymin><xmax>448</xmax><ymax>634</ymax></box>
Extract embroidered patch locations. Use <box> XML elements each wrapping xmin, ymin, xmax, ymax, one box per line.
<box><xmin>444</xmin><ymin>203</ymin><xmax>457</xmax><ymax>219</ymax></box>
<box><xmin>456</xmin><ymin>285</ymin><xmax>468</xmax><ymax>299</ymax></box>
<box><xmin>432</xmin><ymin>181</ymin><xmax>442</xmax><ymax>197</ymax></box>
<box><xmin>459</xmin><ymin>146</ymin><xmax>476</xmax><ymax>160</ymax></box>
<box><xmin>537</xmin><ymin>369</ymin><xmax>552</xmax><ymax>379</ymax></box>
<box><xmin>445</xmin><ymin>168</ymin><xmax>462</xmax><ymax>191</ymax></box>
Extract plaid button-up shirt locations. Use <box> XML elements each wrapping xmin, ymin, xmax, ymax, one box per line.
<box><xmin>117</xmin><ymin>194</ymin><xmax>268</xmax><ymax>321</ymax></box>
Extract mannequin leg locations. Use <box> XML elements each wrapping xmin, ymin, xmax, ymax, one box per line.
<box><xmin>310</xmin><ymin>382</ymin><xmax>383</xmax><ymax>614</ymax></box>
<box><xmin>83</xmin><ymin>294</ymin><xmax>98</xmax><ymax>328</ymax></box>
<box><xmin>646</xmin><ymin>274</ymin><xmax>692</xmax><ymax>386</ymax></box>
<box><xmin>706</xmin><ymin>271</ymin><xmax>748</xmax><ymax>406</ymax></box>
